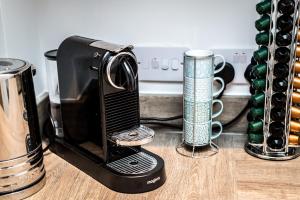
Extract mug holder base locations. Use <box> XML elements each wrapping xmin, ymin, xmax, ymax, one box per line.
<box><xmin>176</xmin><ymin>141</ymin><xmax>219</xmax><ymax>158</ymax></box>
<box><xmin>244</xmin><ymin>144</ymin><xmax>300</xmax><ymax>161</ymax></box>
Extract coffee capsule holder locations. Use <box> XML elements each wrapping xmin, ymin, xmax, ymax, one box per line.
<box><xmin>245</xmin><ymin>0</ymin><xmax>300</xmax><ymax>160</ymax></box>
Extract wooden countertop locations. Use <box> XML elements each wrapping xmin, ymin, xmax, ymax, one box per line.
<box><xmin>27</xmin><ymin>129</ymin><xmax>300</xmax><ymax>200</ymax></box>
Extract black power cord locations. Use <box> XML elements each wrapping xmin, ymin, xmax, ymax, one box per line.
<box><xmin>222</xmin><ymin>101</ymin><xmax>250</xmax><ymax>129</ymax></box>
<box><xmin>215</xmin><ymin>62</ymin><xmax>235</xmax><ymax>99</ymax></box>
<box><xmin>141</xmin><ymin>115</ymin><xmax>183</xmax><ymax>122</ymax></box>
<box><xmin>140</xmin><ymin>62</ymin><xmax>250</xmax><ymax>130</ymax></box>
<box><xmin>140</xmin><ymin>101</ymin><xmax>250</xmax><ymax>130</ymax></box>
<box><xmin>42</xmin><ymin>102</ymin><xmax>57</xmax><ymax>154</ymax></box>
<box><xmin>141</xmin><ymin>115</ymin><xmax>183</xmax><ymax>121</ymax></box>
<box><xmin>43</xmin><ymin>143</ymin><xmax>50</xmax><ymax>153</ymax></box>
<box><xmin>140</xmin><ymin>121</ymin><xmax>182</xmax><ymax>129</ymax></box>
<box><xmin>42</xmin><ymin>117</ymin><xmax>54</xmax><ymax>153</ymax></box>
<box><xmin>141</xmin><ymin>114</ymin><xmax>183</xmax><ymax>129</ymax></box>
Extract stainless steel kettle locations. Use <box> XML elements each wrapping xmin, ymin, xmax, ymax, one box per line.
<box><xmin>0</xmin><ymin>58</ymin><xmax>45</xmax><ymax>199</ymax></box>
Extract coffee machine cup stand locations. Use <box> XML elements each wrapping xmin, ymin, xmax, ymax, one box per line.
<box><xmin>48</xmin><ymin>36</ymin><xmax>166</xmax><ymax>194</ymax></box>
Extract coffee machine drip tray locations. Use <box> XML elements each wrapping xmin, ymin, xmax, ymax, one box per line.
<box><xmin>109</xmin><ymin>125</ymin><xmax>155</xmax><ymax>146</ymax></box>
<box><xmin>107</xmin><ymin>152</ymin><xmax>157</xmax><ymax>175</ymax></box>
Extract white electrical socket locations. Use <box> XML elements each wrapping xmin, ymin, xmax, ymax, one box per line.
<box><xmin>133</xmin><ymin>47</ymin><xmax>188</xmax><ymax>82</ymax></box>
<box><xmin>134</xmin><ymin>47</ymin><xmax>254</xmax><ymax>84</ymax></box>
<box><xmin>135</xmin><ymin>47</ymin><xmax>254</xmax><ymax>96</ymax></box>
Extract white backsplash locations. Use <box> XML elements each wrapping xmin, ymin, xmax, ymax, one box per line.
<box><xmin>0</xmin><ymin>0</ymin><xmax>257</xmax><ymax>96</ymax></box>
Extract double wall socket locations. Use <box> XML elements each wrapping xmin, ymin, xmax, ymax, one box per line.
<box><xmin>133</xmin><ymin>47</ymin><xmax>188</xmax><ymax>82</ymax></box>
<box><xmin>134</xmin><ymin>47</ymin><xmax>254</xmax><ymax>85</ymax></box>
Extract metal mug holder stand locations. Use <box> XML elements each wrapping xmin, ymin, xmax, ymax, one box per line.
<box><xmin>176</xmin><ymin>53</ymin><xmax>222</xmax><ymax>159</ymax></box>
<box><xmin>176</xmin><ymin>140</ymin><xmax>219</xmax><ymax>158</ymax></box>
<box><xmin>245</xmin><ymin>0</ymin><xmax>300</xmax><ymax>160</ymax></box>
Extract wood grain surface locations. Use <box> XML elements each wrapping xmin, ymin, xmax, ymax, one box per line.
<box><xmin>27</xmin><ymin>128</ymin><xmax>300</xmax><ymax>200</ymax></box>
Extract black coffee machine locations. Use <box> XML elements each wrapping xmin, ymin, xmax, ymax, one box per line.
<box><xmin>49</xmin><ymin>36</ymin><xmax>166</xmax><ymax>193</ymax></box>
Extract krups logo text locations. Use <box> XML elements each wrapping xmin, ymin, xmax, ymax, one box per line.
<box><xmin>147</xmin><ymin>177</ymin><xmax>161</xmax><ymax>184</ymax></box>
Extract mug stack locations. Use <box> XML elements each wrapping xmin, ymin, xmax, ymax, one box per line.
<box><xmin>183</xmin><ymin>50</ymin><xmax>225</xmax><ymax>147</ymax></box>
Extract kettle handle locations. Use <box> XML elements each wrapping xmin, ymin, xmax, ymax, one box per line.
<box><xmin>31</xmin><ymin>65</ymin><xmax>37</xmax><ymax>76</ymax></box>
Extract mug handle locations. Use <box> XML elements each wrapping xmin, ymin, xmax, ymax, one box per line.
<box><xmin>214</xmin><ymin>55</ymin><xmax>226</xmax><ymax>74</ymax></box>
<box><xmin>211</xmin><ymin>121</ymin><xmax>223</xmax><ymax>140</ymax></box>
<box><xmin>213</xmin><ymin>77</ymin><xmax>225</xmax><ymax>97</ymax></box>
<box><xmin>212</xmin><ymin>99</ymin><xmax>224</xmax><ymax>119</ymax></box>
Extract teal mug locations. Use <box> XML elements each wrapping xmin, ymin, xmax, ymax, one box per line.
<box><xmin>184</xmin><ymin>99</ymin><xmax>223</xmax><ymax>123</ymax></box>
<box><xmin>184</xmin><ymin>119</ymin><xmax>223</xmax><ymax>147</ymax></box>
<box><xmin>184</xmin><ymin>76</ymin><xmax>225</xmax><ymax>102</ymax></box>
<box><xmin>184</xmin><ymin>50</ymin><xmax>226</xmax><ymax>79</ymax></box>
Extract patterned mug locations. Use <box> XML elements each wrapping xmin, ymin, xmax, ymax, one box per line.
<box><xmin>184</xmin><ymin>76</ymin><xmax>225</xmax><ymax>102</ymax></box>
<box><xmin>184</xmin><ymin>50</ymin><xmax>226</xmax><ymax>79</ymax></box>
<box><xmin>184</xmin><ymin>99</ymin><xmax>223</xmax><ymax>123</ymax></box>
<box><xmin>183</xmin><ymin>119</ymin><xmax>223</xmax><ymax>147</ymax></box>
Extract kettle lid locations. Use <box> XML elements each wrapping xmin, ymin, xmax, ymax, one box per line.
<box><xmin>0</xmin><ymin>58</ymin><xmax>29</xmax><ymax>74</ymax></box>
<box><xmin>44</xmin><ymin>49</ymin><xmax>57</xmax><ymax>61</ymax></box>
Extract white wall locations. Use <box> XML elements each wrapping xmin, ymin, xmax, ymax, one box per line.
<box><xmin>0</xmin><ymin>0</ymin><xmax>257</xmax><ymax>96</ymax></box>
<box><xmin>0</xmin><ymin>2</ymin><xmax>5</xmax><ymax>57</ymax></box>
<box><xmin>0</xmin><ymin>0</ymin><xmax>46</xmax><ymax>97</ymax></box>
<box><xmin>37</xmin><ymin>0</ymin><xmax>257</xmax><ymax>50</ymax></box>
